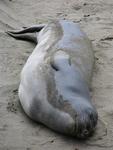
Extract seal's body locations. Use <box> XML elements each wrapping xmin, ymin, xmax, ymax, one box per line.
<box><xmin>7</xmin><ymin>20</ymin><xmax>98</xmax><ymax>138</ymax></box>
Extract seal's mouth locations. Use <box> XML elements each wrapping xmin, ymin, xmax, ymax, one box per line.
<box><xmin>74</xmin><ymin>107</ymin><xmax>98</xmax><ymax>139</ymax></box>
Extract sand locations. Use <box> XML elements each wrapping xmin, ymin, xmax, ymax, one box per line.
<box><xmin>0</xmin><ymin>0</ymin><xmax>113</xmax><ymax>149</ymax></box>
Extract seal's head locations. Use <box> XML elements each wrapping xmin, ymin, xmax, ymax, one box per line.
<box><xmin>51</xmin><ymin>50</ymin><xmax>98</xmax><ymax>138</ymax></box>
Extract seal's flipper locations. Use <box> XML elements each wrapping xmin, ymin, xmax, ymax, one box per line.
<box><xmin>6</xmin><ymin>24</ymin><xmax>45</xmax><ymax>43</ymax></box>
<box><xmin>6</xmin><ymin>31</ymin><xmax>37</xmax><ymax>43</ymax></box>
<box><xmin>7</xmin><ymin>24</ymin><xmax>45</xmax><ymax>34</ymax></box>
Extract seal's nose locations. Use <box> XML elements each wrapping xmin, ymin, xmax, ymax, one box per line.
<box><xmin>82</xmin><ymin>129</ymin><xmax>89</xmax><ymax>136</ymax></box>
<box><xmin>75</xmin><ymin>107</ymin><xmax>98</xmax><ymax>139</ymax></box>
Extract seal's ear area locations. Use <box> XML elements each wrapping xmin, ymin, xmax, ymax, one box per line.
<box><xmin>6</xmin><ymin>24</ymin><xmax>45</xmax><ymax>34</ymax></box>
<box><xmin>50</xmin><ymin>50</ymin><xmax>71</xmax><ymax>71</ymax></box>
<box><xmin>6</xmin><ymin>31</ymin><xmax>37</xmax><ymax>43</ymax></box>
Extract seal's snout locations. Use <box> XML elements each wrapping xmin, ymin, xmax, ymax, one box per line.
<box><xmin>75</xmin><ymin>107</ymin><xmax>98</xmax><ymax>139</ymax></box>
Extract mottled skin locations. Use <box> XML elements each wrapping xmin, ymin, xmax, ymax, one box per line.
<box><xmin>7</xmin><ymin>20</ymin><xmax>98</xmax><ymax>138</ymax></box>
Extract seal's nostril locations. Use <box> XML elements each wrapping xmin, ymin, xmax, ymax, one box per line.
<box><xmin>83</xmin><ymin>129</ymin><xmax>89</xmax><ymax>135</ymax></box>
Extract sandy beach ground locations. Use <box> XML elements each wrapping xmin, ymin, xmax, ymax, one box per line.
<box><xmin>0</xmin><ymin>0</ymin><xmax>113</xmax><ymax>149</ymax></box>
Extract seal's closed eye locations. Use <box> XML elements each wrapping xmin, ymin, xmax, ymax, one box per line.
<box><xmin>50</xmin><ymin>61</ymin><xmax>59</xmax><ymax>71</ymax></box>
<box><xmin>50</xmin><ymin>50</ymin><xmax>71</xmax><ymax>71</ymax></box>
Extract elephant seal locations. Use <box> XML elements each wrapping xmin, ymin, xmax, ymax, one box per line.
<box><xmin>7</xmin><ymin>20</ymin><xmax>98</xmax><ymax>138</ymax></box>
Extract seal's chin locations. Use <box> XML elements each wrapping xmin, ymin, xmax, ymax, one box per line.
<box><xmin>74</xmin><ymin>106</ymin><xmax>98</xmax><ymax>139</ymax></box>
